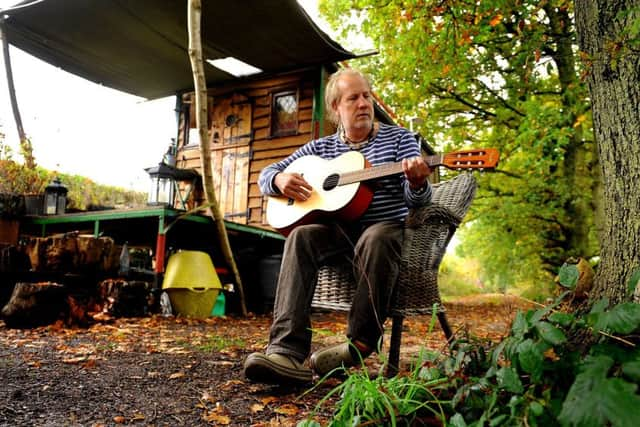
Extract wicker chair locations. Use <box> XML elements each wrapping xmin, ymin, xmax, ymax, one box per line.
<box><xmin>311</xmin><ymin>172</ymin><xmax>478</xmax><ymax>375</ymax></box>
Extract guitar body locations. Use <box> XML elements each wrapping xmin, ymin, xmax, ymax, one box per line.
<box><xmin>266</xmin><ymin>151</ymin><xmax>374</xmax><ymax>236</ymax></box>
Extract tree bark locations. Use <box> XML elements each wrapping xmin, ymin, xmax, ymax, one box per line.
<box><xmin>187</xmin><ymin>0</ymin><xmax>247</xmax><ymax>315</ymax></box>
<box><xmin>574</xmin><ymin>0</ymin><xmax>640</xmax><ymax>304</ymax></box>
<box><xmin>0</xmin><ymin>22</ymin><xmax>35</xmax><ymax>168</ymax></box>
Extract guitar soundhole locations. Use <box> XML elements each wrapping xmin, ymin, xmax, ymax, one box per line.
<box><xmin>323</xmin><ymin>174</ymin><xmax>339</xmax><ymax>191</ymax></box>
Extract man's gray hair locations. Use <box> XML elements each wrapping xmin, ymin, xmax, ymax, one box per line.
<box><xmin>324</xmin><ymin>68</ymin><xmax>373</xmax><ymax>125</ymax></box>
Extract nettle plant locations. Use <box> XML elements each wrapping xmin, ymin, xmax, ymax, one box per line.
<box><xmin>300</xmin><ymin>266</ymin><xmax>640</xmax><ymax>427</ymax></box>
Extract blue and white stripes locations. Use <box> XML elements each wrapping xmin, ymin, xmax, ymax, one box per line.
<box><xmin>259</xmin><ymin>123</ymin><xmax>432</xmax><ymax>224</ymax></box>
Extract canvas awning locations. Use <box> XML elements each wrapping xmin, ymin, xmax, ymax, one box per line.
<box><xmin>0</xmin><ymin>0</ymin><xmax>356</xmax><ymax>100</ymax></box>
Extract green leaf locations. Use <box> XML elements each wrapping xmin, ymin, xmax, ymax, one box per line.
<box><xmin>548</xmin><ymin>312</ymin><xmax>574</xmax><ymax>327</ymax></box>
<box><xmin>449</xmin><ymin>413</ymin><xmax>468</xmax><ymax>427</ymax></box>
<box><xmin>558</xmin><ymin>263</ymin><xmax>579</xmax><ymax>289</ymax></box>
<box><xmin>535</xmin><ymin>321</ymin><xmax>567</xmax><ymax>346</ymax></box>
<box><xmin>529</xmin><ymin>401</ymin><xmax>544</xmax><ymax>417</ymax></box>
<box><xmin>590</xmin><ymin>298</ymin><xmax>609</xmax><ymax>314</ymax></box>
<box><xmin>489</xmin><ymin>414</ymin><xmax>507</xmax><ymax>426</ymax></box>
<box><xmin>530</xmin><ymin>305</ymin><xmax>553</xmax><ymax>324</ymax></box>
<box><xmin>497</xmin><ymin>366</ymin><xmax>524</xmax><ymax>394</ymax></box>
<box><xmin>511</xmin><ymin>311</ymin><xmax>529</xmax><ymax>338</ymax></box>
<box><xmin>594</xmin><ymin>303</ymin><xmax>640</xmax><ymax>334</ymax></box>
<box><xmin>622</xmin><ymin>360</ymin><xmax>640</xmax><ymax>382</ymax></box>
<box><xmin>628</xmin><ymin>267</ymin><xmax>640</xmax><ymax>297</ymax></box>
<box><xmin>517</xmin><ymin>339</ymin><xmax>544</xmax><ymax>379</ymax></box>
<box><xmin>559</xmin><ymin>355</ymin><xmax>640</xmax><ymax>427</ymax></box>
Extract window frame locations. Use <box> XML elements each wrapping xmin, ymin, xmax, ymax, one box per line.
<box><xmin>270</xmin><ymin>88</ymin><xmax>299</xmax><ymax>138</ymax></box>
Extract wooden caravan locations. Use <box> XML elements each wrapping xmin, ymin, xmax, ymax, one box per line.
<box><xmin>174</xmin><ymin>67</ymin><xmax>398</xmax><ymax>232</ymax></box>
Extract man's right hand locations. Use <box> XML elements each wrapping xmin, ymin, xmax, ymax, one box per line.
<box><xmin>274</xmin><ymin>172</ymin><xmax>313</xmax><ymax>201</ymax></box>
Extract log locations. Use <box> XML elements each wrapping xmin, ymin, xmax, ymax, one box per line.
<box><xmin>1</xmin><ymin>282</ymin><xmax>67</xmax><ymax>328</ymax></box>
<box><xmin>24</xmin><ymin>232</ymin><xmax>120</xmax><ymax>273</ymax></box>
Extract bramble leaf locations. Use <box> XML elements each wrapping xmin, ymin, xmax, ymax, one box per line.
<box><xmin>560</xmin><ymin>355</ymin><xmax>640</xmax><ymax>427</ymax></box>
<box><xmin>548</xmin><ymin>312</ymin><xmax>574</xmax><ymax>327</ymax></box>
<box><xmin>622</xmin><ymin>360</ymin><xmax>640</xmax><ymax>382</ymax></box>
<box><xmin>517</xmin><ymin>339</ymin><xmax>543</xmax><ymax>379</ymax></box>
<box><xmin>535</xmin><ymin>321</ymin><xmax>567</xmax><ymax>346</ymax></box>
<box><xmin>449</xmin><ymin>413</ymin><xmax>468</xmax><ymax>427</ymax></box>
<box><xmin>497</xmin><ymin>366</ymin><xmax>523</xmax><ymax>394</ymax></box>
<box><xmin>590</xmin><ymin>303</ymin><xmax>640</xmax><ymax>334</ymax></box>
<box><xmin>511</xmin><ymin>311</ymin><xmax>529</xmax><ymax>338</ymax></box>
<box><xmin>627</xmin><ymin>267</ymin><xmax>640</xmax><ymax>297</ymax></box>
<box><xmin>558</xmin><ymin>263</ymin><xmax>579</xmax><ymax>289</ymax></box>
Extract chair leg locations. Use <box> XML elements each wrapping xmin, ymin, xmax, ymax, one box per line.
<box><xmin>386</xmin><ymin>314</ymin><xmax>403</xmax><ymax>377</ymax></box>
<box><xmin>437</xmin><ymin>311</ymin><xmax>454</xmax><ymax>343</ymax></box>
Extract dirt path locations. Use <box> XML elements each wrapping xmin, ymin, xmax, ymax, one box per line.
<box><xmin>0</xmin><ymin>294</ymin><xmax>533</xmax><ymax>426</ymax></box>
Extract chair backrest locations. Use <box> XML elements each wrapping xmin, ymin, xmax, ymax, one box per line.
<box><xmin>393</xmin><ymin>172</ymin><xmax>478</xmax><ymax>315</ymax></box>
<box><xmin>431</xmin><ymin>172</ymin><xmax>478</xmax><ymax>220</ymax></box>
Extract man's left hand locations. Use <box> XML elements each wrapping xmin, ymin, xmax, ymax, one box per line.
<box><xmin>402</xmin><ymin>156</ymin><xmax>432</xmax><ymax>190</ymax></box>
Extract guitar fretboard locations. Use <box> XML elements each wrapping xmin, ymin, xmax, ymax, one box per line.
<box><xmin>337</xmin><ymin>154</ymin><xmax>444</xmax><ymax>185</ymax></box>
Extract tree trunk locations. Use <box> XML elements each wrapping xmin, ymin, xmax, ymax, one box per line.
<box><xmin>0</xmin><ymin>23</ymin><xmax>35</xmax><ymax>168</ymax></box>
<box><xmin>187</xmin><ymin>0</ymin><xmax>247</xmax><ymax>315</ymax></box>
<box><xmin>574</xmin><ymin>0</ymin><xmax>640</xmax><ymax>304</ymax></box>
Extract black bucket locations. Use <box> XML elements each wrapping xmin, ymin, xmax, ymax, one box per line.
<box><xmin>258</xmin><ymin>254</ymin><xmax>282</xmax><ymax>312</ymax></box>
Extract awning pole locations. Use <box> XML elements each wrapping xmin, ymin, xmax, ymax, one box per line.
<box><xmin>0</xmin><ymin>21</ymin><xmax>35</xmax><ymax>168</ymax></box>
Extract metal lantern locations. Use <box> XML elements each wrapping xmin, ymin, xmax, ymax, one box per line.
<box><xmin>44</xmin><ymin>177</ymin><xmax>68</xmax><ymax>215</ymax></box>
<box><xmin>144</xmin><ymin>162</ymin><xmax>199</xmax><ymax>209</ymax></box>
<box><xmin>145</xmin><ymin>163</ymin><xmax>177</xmax><ymax>207</ymax></box>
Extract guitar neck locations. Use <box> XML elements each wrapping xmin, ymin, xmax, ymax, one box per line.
<box><xmin>339</xmin><ymin>154</ymin><xmax>443</xmax><ymax>185</ymax></box>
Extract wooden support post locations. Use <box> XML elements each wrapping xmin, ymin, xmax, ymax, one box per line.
<box><xmin>187</xmin><ymin>0</ymin><xmax>247</xmax><ymax>315</ymax></box>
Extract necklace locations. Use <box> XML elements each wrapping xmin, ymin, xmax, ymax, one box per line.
<box><xmin>339</xmin><ymin>123</ymin><xmax>376</xmax><ymax>150</ymax></box>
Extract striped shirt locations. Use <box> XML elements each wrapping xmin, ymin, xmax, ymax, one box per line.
<box><xmin>259</xmin><ymin>123</ymin><xmax>432</xmax><ymax>224</ymax></box>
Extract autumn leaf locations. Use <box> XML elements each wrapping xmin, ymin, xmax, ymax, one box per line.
<box><xmin>573</xmin><ymin>114</ymin><xmax>587</xmax><ymax>128</ymax></box>
<box><xmin>261</xmin><ymin>396</ymin><xmax>279</xmax><ymax>405</ymax></box>
<box><xmin>275</xmin><ymin>404</ymin><xmax>300</xmax><ymax>416</ymax></box>
<box><xmin>62</xmin><ymin>356</ymin><xmax>88</xmax><ymax>364</ymax></box>
<box><xmin>250</xmin><ymin>403</ymin><xmax>265</xmax><ymax>413</ymax></box>
<box><xmin>202</xmin><ymin>402</ymin><xmax>231</xmax><ymax>425</ymax></box>
<box><xmin>202</xmin><ymin>412</ymin><xmax>231</xmax><ymax>424</ymax></box>
<box><xmin>490</xmin><ymin>14</ymin><xmax>503</xmax><ymax>27</ymax></box>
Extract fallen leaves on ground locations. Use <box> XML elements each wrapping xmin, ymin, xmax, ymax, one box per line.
<box><xmin>0</xmin><ymin>293</ymin><xmax>534</xmax><ymax>426</ymax></box>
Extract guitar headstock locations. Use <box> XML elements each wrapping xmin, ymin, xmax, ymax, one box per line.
<box><xmin>441</xmin><ymin>148</ymin><xmax>499</xmax><ymax>170</ymax></box>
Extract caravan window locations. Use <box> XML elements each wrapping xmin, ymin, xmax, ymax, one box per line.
<box><xmin>271</xmin><ymin>90</ymin><xmax>298</xmax><ymax>136</ymax></box>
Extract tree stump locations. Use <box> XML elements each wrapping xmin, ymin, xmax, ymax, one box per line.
<box><xmin>1</xmin><ymin>282</ymin><xmax>67</xmax><ymax>328</ymax></box>
<box><xmin>97</xmin><ymin>279</ymin><xmax>153</xmax><ymax>318</ymax></box>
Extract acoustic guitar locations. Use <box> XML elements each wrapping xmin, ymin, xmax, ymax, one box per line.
<box><xmin>266</xmin><ymin>148</ymin><xmax>499</xmax><ymax>235</ymax></box>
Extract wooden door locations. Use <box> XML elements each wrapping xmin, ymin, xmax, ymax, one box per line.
<box><xmin>209</xmin><ymin>93</ymin><xmax>252</xmax><ymax>224</ymax></box>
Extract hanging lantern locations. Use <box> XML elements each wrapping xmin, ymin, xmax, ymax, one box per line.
<box><xmin>44</xmin><ymin>177</ymin><xmax>68</xmax><ymax>215</ymax></box>
<box><xmin>144</xmin><ymin>162</ymin><xmax>199</xmax><ymax>209</ymax></box>
<box><xmin>145</xmin><ymin>163</ymin><xmax>177</xmax><ymax>207</ymax></box>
